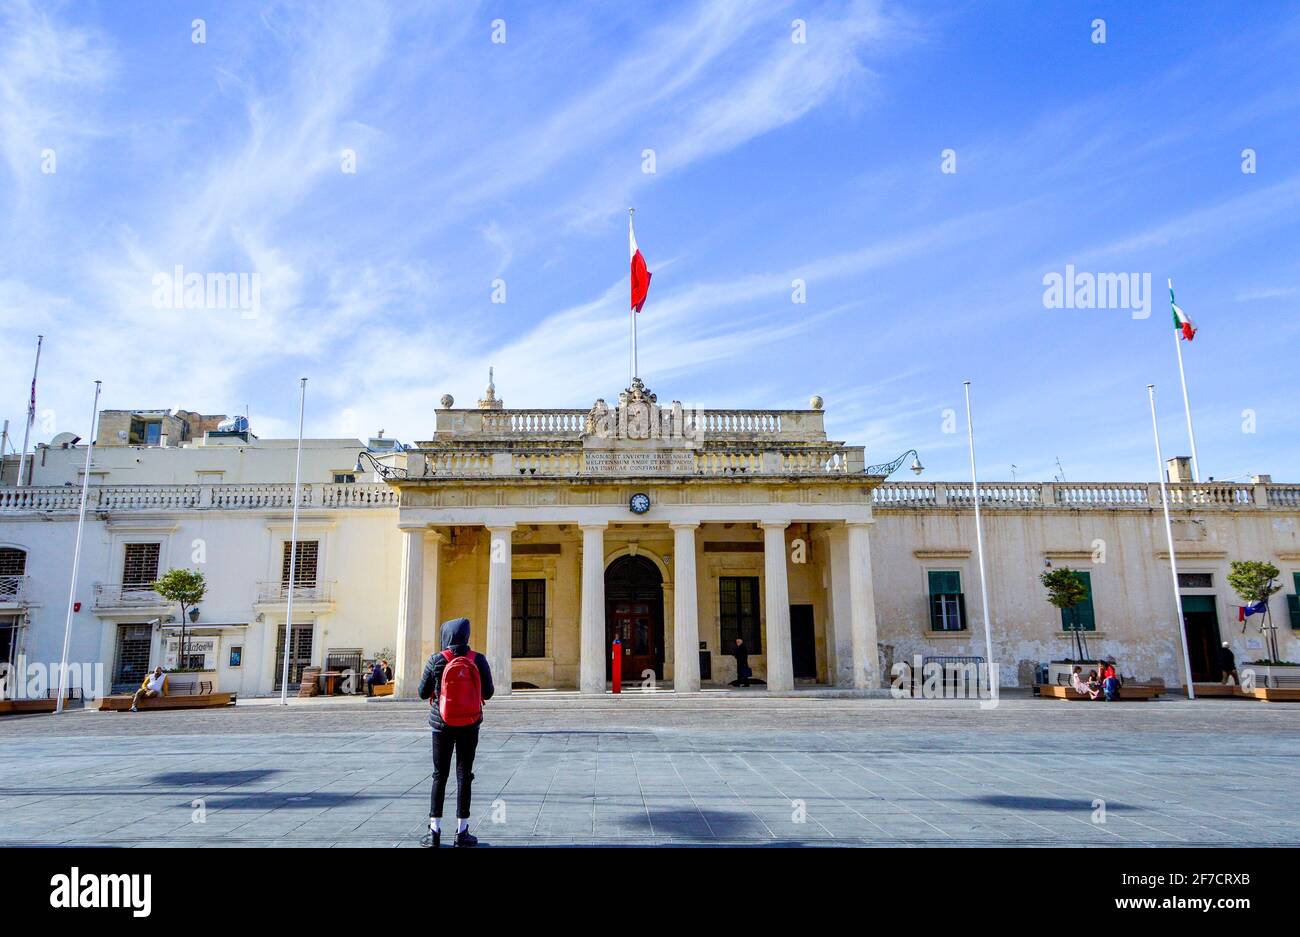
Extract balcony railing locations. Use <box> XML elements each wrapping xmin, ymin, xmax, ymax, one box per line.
<box><xmin>0</xmin><ymin>576</ymin><xmax>29</xmax><ymax>604</ymax></box>
<box><xmin>0</xmin><ymin>483</ymin><xmax>397</xmax><ymax>514</ymax></box>
<box><xmin>873</xmin><ymin>480</ymin><xmax>1277</xmax><ymax>510</ymax></box>
<box><xmin>94</xmin><ymin>583</ymin><xmax>168</xmax><ymax>608</ymax></box>
<box><xmin>256</xmin><ymin>580</ymin><xmax>334</xmax><ymax>604</ymax></box>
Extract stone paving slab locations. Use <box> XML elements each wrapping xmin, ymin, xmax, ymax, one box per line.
<box><xmin>3</xmin><ymin>696</ymin><xmax>1299</xmax><ymax>846</ymax></box>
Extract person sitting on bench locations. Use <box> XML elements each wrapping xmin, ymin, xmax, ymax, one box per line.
<box><xmin>1085</xmin><ymin>669</ymin><xmax>1102</xmax><ymax>699</ymax></box>
<box><xmin>365</xmin><ymin>660</ymin><xmax>388</xmax><ymax>696</ymax></box>
<box><xmin>1101</xmin><ymin>660</ymin><xmax>1121</xmax><ymax>701</ymax></box>
<box><xmin>130</xmin><ymin>667</ymin><xmax>166</xmax><ymax>712</ymax></box>
<box><xmin>1069</xmin><ymin>666</ymin><xmax>1090</xmax><ymax>696</ymax></box>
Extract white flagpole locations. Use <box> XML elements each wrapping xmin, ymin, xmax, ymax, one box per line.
<box><xmin>16</xmin><ymin>334</ymin><xmax>43</xmax><ymax>488</ymax></box>
<box><xmin>279</xmin><ymin>378</ymin><xmax>308</xmax><ymax>706</ymax></box>
<box><xmin>55</xmin><ymin>379</ymin><xmax>101</xmax><ymax>714</ymax></box>
<box><xmin>1168</xmin><ymin>279</ymin><xmax>1200</xmax><ymax>482</ymax></box>
<box><xmin>1148</xmin><ymin>384</ymin><xmax>1196</xmax><ymax>700</ymax></box>
<box><xmin>962</xmin><ymin>381</ymin><xmax>996</xmax><ymax>674</ymax></box>
<box><xmin>629</xmin><ymin>208</ymin><xmax>638</xmax><ymax>381</ymax></box>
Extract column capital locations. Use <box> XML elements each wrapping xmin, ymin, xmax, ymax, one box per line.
<box><xmin>398</xmin><ymin>523</ymin><xmax>427</xmax><ymax>534</ymax></box>
<box><xmin>668</xmin><ymin>521</ymin><xmax>700</xmax><ymax>531</ymax></box>
<box><xmin>758</xmin><ymin>520</ymin><xmax>790</xmax><ymax>531</ymax></box>
<box><xmin>485</xmin><ymin>522</ymin><xmax>516</xmax><ymax>533</ymax></box>
<box><xmin>577</xmin><ymin>521</ymin><xmax>608</xmax><ymax>531</ymax></box>
<box><xmin>844</xmin><ymin>520</ymin><xmax>873</xmax><ymax>530</ymax></box>
<box><xmin>424</xmin><ymin>529</ymin><xmax>445</xmax><ymax>543</ymax></box>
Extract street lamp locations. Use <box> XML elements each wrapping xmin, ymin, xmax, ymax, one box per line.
<box><xmin>866</xmin><ymin>449</ymin><xmax>925</xmax><ymax>478</ymax></box>
<box><xmin>354</xmin><ymin>450</ymin><xmax>409</xmax><ymax>480</ymax></box>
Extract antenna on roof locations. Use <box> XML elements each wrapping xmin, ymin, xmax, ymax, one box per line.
<box><xmin>1054</xmin><ymin>456</ymin><xmax>1067</xmax><ymax>483</ymax></box>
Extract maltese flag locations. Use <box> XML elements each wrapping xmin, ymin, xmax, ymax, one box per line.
<box><xmin>629</xmin><ymin>213</ymin><xmax>652</xmax><ymax>312</ymax></box>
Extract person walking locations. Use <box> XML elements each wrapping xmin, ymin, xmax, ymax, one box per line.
<box><xmin>1219</xmin><ymin>642</ymin><xmax>1240</xmax><ymax>686</ymax></box>
<box><xmin>419</xmin><ymin>617</ymin><xmax>494</xmax><ymax>848</ymax></box>
<box><xmin>732</xmin><ymin>637</ymin><xmax>751</xmax><ymax>688</ymax></box>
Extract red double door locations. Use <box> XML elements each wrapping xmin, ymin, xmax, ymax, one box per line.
<box><xmin>604</xmin><ymin>554</ymin><xmax>663</xmax><ymax>686</ymax></box>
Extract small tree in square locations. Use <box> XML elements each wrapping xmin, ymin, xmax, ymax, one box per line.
<box><xmin>1040</xmin><ymin>566</ymin><xmax>1090</xmax><ymax>661</ymax></box>
<box><xmin>1227</xmin><ymin>560</ymin><xmax>1283</xmax><ymax>663</ymax></box>
<box><xmin>152</xmin><ymin>568</ymin><xmax>207</xmax><ymax>670</ymax></box>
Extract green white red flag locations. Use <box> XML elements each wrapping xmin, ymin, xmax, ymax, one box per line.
<box><xmin>1169</xmin><ymin>279</ymin><xmax>1196</xmax><ymax>341</ymax></box>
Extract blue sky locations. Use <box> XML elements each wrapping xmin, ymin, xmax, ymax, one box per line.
<box><xmin>2</xmin><ymin>0</ymin><xmax>1298</xmax><ymax>482</ymax></box>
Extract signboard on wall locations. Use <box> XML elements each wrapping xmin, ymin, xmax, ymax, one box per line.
<box><xmin>163</xmin><ymin>636</ymin><xmax>218</xmax><ymax>670</ymax></box>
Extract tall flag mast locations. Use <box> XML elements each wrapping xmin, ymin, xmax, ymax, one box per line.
<box><xmin>1168</xmin><ymin>279</ymin><xmax>1200</xmax><ymax>482</ymax></box>
<box><xmin>16</xmin><ymin>334</ymin><xmax>43</xmax><ymax>488</ymax></box>
<box><xmin>629</xmin><ymin>208</ymin><xmax>652</xmax><ymax>384</ymax></box>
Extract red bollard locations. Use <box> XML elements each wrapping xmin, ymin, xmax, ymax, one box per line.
<box><xmin>611</xmin><ymin>637</ymin><xmax>622</xmax><ymax>693</ymax></box>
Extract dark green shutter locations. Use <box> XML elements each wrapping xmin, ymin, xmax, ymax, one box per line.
<box><xmin>928</xmin><ymin>571</ymin><xmax>964</xmax><ymax>631</ymax></box>
<box><xmin>1291</xmin><ymin>574</ymin><xmax>1300</xmax><ymax>629</ymax></box>
<box><xmin>1061</xmin><ymin>571</ymin><xmax>1096</xmax><ymax>632</ymax></box>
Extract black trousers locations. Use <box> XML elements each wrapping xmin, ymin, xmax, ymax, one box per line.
<box><xmin>430</xmin><ymin>723</ymin><xmax>480</xmax><ymax>819</ymax></box>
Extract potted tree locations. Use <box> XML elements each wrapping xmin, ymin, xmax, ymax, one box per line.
<box><xmin>152</xmin><ymin>568</ymin><xmax>209</xmax><ymax>679</ymax></box>
<box><xmin>1040</xmin><ymin>565</ymin><xmax>1097</xmax><ymax>685</ymax></box>
<box><xmin>1228</xmin><ymin>560</ymin><xmax>1297</xmax><ymax>692</ymax></box>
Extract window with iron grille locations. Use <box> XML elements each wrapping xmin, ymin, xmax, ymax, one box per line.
<box><xmin>281</xmin><ymin>541</ymin><xmax>319</xmax><ymax>586</ymax></box>
<box><xmin>0</xmin><ymin>548</ymin><xmax>26</xmax><ymax>577</ymax></box>
<box><xmin>511</xmin><ymin>579</ymin><xmax>546</xmax><ymax>658</ymax></box>
<box><xmin>1177</xmin><ymin>572</ymin><xmax>1213</xmax><ymax>589</ymax></box>
<box><xmin>928</xmin><ymin>570</ymin><xmax>967</xmax><ymax>631</ymax></box>
<box><xmin>719</xmin><ymin>576</ymin><xmax>762</xmax><ymax>653</ymax></box>
<box><xmin>121</xmin><ymin>543</ymin><xmax>161</xmax><ymax>588</ymax></box>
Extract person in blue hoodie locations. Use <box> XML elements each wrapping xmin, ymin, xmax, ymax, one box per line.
<box><xmin>418</xmin><ymin>617</ymin><xmax>494</xmax><ymax>848</ymax></box>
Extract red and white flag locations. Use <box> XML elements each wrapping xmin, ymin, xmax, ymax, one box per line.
<box><xmin>629</xmin><ymin>214</ymin><xmax>651</xmax><ymax>312</ymax></box>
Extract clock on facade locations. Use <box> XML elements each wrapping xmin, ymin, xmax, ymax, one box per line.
<box><xmin>629</xmin><ymin>492</ymin><xmax>651</xmax><ymax>514</ymax></box>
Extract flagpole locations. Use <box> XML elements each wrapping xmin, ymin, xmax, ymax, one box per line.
<box><xmin>1148</xmin><ymin>383</ymin><xmax>1196</xmax><ymax>700</ymax></box>
<box><xmin>962</xmin><ymin>381</ymin><xmax>996</xmax><ymax>675</ymax></box>
<box><xmin>629</xmin><ymin>208</ymin><xmax>638</xmax><ymax>381</ymax></box>
<box><xmin>1168</xmin><ymin>279</ymin><xmax>1200</xmax><ymax>482</ymax></box>
<box><xmin>16</xmin><ymin>334</ymin><xmax>43</xmax><ymax>488</ymax></box>
<box><xmin>55</xmin><ymin>380</ymin><xmax>101</xmax><ymax>715</ymax></box>
<box><xmin>279</xmin><ymin>378</ymin><xmax>307</xmax><ymax>706</ymax></box>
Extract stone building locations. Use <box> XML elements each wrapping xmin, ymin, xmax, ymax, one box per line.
<box><xmin>1</xmin><ymin>376</ymin><xmax>1298</xmax><ymax>700</ymax></box>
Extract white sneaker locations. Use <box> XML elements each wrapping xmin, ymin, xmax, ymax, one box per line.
<box><xmin>129</xmin><ymin>705</ymin><xmax>138</xmax><ymax>712</ymax></box>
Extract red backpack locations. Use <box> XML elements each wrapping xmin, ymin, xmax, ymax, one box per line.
<box><xmin>436</xmin><ymin>649</ymin><xmax>483</xmax><ymax>726</ymax></box>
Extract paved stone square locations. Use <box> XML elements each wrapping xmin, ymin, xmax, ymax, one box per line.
<box><xmin>3</xmin><ymin>692</ymin><xmax>1298</xmax><ymax>847</ymax></box>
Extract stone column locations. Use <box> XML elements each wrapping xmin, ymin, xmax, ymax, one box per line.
<box><xmin>670</xmin><ymin>522</ymin><xmax>701</xmax><ymax>693</ymax></box>
<box><xmin>826</xmin><ymin>527</ymin><xmax>854</xmax><ymax>687</ymax></box>
<box><xmin>394</xmin><ymin>525</ymin><xmax>425</xmax><ymax>697</ymax></box>
<box><xmin>420</xmin><ymin>531</ymin><xmax>443</xmax><ymax>662</ymax></box>
<box><xmin>761</xmin><ymin>522</ymin><xmax>794</xmax><ymax>692</ymax></box>
<box><xmin>846</xmin><ymin>522</ymin><xmax>880</xmax><ymax>689</ymax></box>
<box><xmin>578</xmin><ymin>523</ymin><xmax>607</xmax><ymax>695</ymax></box>
<box><xmin>485</xmin><ymin>524</ymin><xmax>515</xmax><ymax>697</ymax></box>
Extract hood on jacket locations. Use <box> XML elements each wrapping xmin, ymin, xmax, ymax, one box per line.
<box><xmin>440</xmin><ymin>617</ymin><xmax>471</xmax><ymax>650</ymax></box>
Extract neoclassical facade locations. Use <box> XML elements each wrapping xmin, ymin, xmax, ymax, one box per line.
<box><xmin>389</xmin><ymin>378</ymin><xmax>883</xmax><ymax>696</ymax></box>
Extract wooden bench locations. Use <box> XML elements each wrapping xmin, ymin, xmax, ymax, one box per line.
<box><xmin>1251</xmin><ymin>687</ymin><xmax>1300</xmax><ymax>703</ymax></box>
<box><xmin>1037</xmin><ymin>683</ymin><xmax>1162</xmax><ymax>701</ymax></box>
<box><xmin>97</xmin><ymin>691</ymin><xmax>236</xmax><ymax>711</ymax></box>
<box><xmin>0</xmin><ymin>687</ymin><xmax>83</xmax><ymax>715</ymax></box>
<box><xmin>371</xmin><ymin>682</ymin><xmax>394</xmax><ymax>697</ymax></box>
<box><xmin>1192</xmin><ymin>683</ymin><xmax>1249</xmax><ymax>698</ymax></box>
